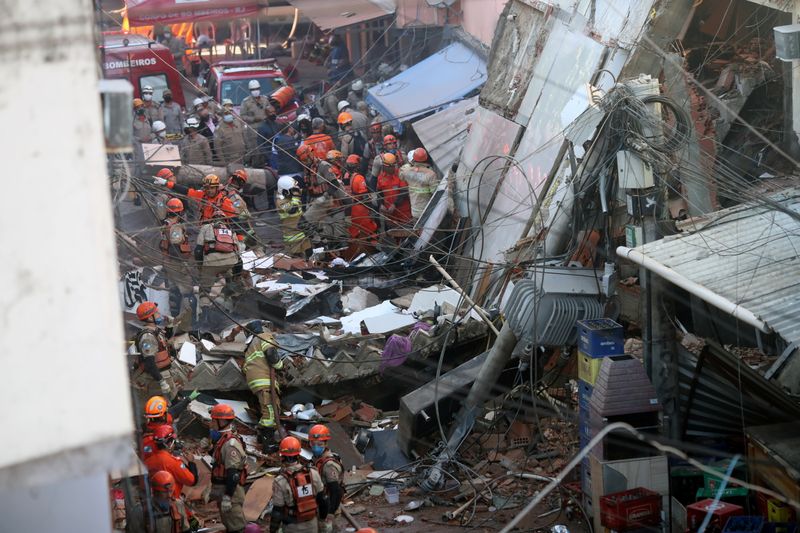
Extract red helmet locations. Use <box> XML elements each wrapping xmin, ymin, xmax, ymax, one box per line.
<box><xmin>136</xmin><ymin>301</ymin><xmax>158</xmax><ymax>321</ymax></box>
<box><xmin>346</xmin><ymin>154</ymin><xmax>361</xmax><ymax>166</ymax></box>
<box><xmin>279</xmin><ymin>436</ymin><xmax>301</xmax><ymax>457</ymax></box>
<box><xmin>166</xmin><ymin>198</ymin><xmax>184</xmax><ymax>214</ymax></box>
<box><xmin>370</xmin><ymin>122</ymin><xmax>382</xmax><ymax>133</ymax></box>
<box><xmin>308</xmin><ymin>424</ymin><xmax>331</xmax><ymax>442</ymax></box>
<box><xmin>210</xmin><ymin>403</ymin><xmax>235</xmax><ymax>420</ymax></box>
<box><xmin>412</xmin><ymin>148</ymin><xmax>429</xmax><ymax>163</ymax></box>
<box><xmin>144</xmin><ymin>396</ymin><xmax>168</xmax><ymax>419</ymax></box>
<box><xmin>150</xmin><ymin>470</ymin><xmax>175</xmax><ymax>493</ymax></box>
<box><xmin>231</xmin><ymin>169</ymin><xmax>248</xmax><ymax>183</ymax></box>
<box><xmin>153</xmin><ymin>425</ymin><xmax>176</xmax><ymax>447</ymax></box>
<box><xmin>296</xmin><ymin>144</ymin><xmax>314</xmax><ymax>161</ymax></box>
<box><xmin>156</xmin><ymin>168</ymin><xmax>174</xmax><ymax>180</ymax></box>
<box><xmin>383</xmin><ymin>134</ymin><xmax>397</xmax><ymax>146</ymax></box>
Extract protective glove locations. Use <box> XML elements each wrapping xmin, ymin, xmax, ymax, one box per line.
<box><xmin>159</xmin><ymin>379</ymin><xmax>171</xmax><ymax>397</ymax></box>
<box><xmin>221</xmin><ymin>494</ymin><xmax>233</xmax><ymax>513</ymax></box>
<box><xmin>153</xmin><ymin>177</ymin><xmax>168</xmax><ymax>186</ymax></box>
<box><xmin>188</xmin><ymin>515</ymin><xmax>200</xmax><ymax>532</ymax></box>
<box><xmin>188</xmin><ymin>389</ymin><xmax>201</xmax><ymax>401</ymax></box>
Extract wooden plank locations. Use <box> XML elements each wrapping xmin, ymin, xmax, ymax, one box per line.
<box><xmin>327</xmin><ymin>421</ymin><xmax>364</xmax><ymax>470</ymax></box>
<box><xmin>244</xmin><ymin>475</ymin><xmax>274</xmax><ymax>522</ymax></box>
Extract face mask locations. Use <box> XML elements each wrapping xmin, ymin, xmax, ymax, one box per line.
<box><xmin>154</xmin><ymin>315</ymin><xmax>164</xmax><ymax>326</ymax></box>
<box><xmin>143</xmin><ymin>94</ymin><xmax>153</xmax><ymax>102</ymax></box>
<box><xmin>250</xmin><ymin>90</ymin><xmax>260</xmax><ymax>97</ymax></box>
<box><xmin>210</xmin><ymin>429</ymin><xmax>222</xmax><ymax>443</ymax></box>
<box><xmin>136</xmin><ymin>108</ymin><xmax>145</xmax><ymax>116</ymax></box>
<box><xmin>156</xmin><ymin>130</ymin><xmax>166</xmax><ymax>139</ymax></box>
<box><xmin>164</xmin><ymin>32</ymin><xmax>171</xmax><ymax>39</ymax></box>
<box><xmin>311</xmin><ymin>445</ymin><xmax>325</xmax><ymax>457</ymax></box>
<box><xmin>223</xmin><ymin>114</ymin><xmax>234</xmax><ymax>123</ymax></box>
<box><xmin>155</xmin><ymin>499</ymin><xmax>170</xmax><ymax>512</ymax></box>
<box><xmin>164</xmin><ymin>95</ymin><xmax>172</xmax><ymax>102</ymax></box>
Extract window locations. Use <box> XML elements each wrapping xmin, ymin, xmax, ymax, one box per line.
<box><xmin>139</xmin><ymin>74</ymin><xmax>169</xmax><ymax>103</ymax></box>
<box><xmin>221</xmin><ymin>77</ymin><xmax>287</xmax><ymax>106</ymax></box>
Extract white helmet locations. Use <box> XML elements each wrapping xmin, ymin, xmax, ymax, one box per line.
<box><xmin>192</xmin><ymin>97</ymin><xmax>203</xmax><ymax>108</ymax></box>
<box><xmin>296</xmin><ymin>113</ymin><xmax>311</xmax><ymax>123</ymax></box>
<box><xmin>202</xmin><ymin>95</ymin><xmax>211</xmax><ymax>103</ymax></box>
<box><xmin>222</xmin><ymin>98</ymin><xmax>233</xmax><ymax>106</ymax></box>
<box><xmin>248</xmin><ymin>80</ymin><xmax>261</xmax><ymax>90</ymax></box>
<box><xmin>351</xmin><ymin>79</ymin><xmax>363</xmax><ymax>92</ymax></box>
<box><xmin>142</xmin><ymin>85</ymin><xmax>154</xmax><ymax>93</ymax></box>
<box><xmin>184</xmin><ymin>116</ymin><xmax>200</xmax><ymax>129</ymax></box>
<box><xmin>277</xmin><ymin>175</ymin><xmax>298</xmax><ymax>196</ymax></box>
<box><xmin>337</xmin><ymin>100</ymin><xmax>350</xmax><ymax>112</ymax></box>
<box><xmin>407</xmin><ymin>150</ymin><xmax>415</xmax><ymax>163</ymax></box>
<box><xmin>152</xmin><ymin>120</ymin><xmax>166</xmax><ymax>135</ymax></box>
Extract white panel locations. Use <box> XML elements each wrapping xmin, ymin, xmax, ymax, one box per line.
<box><xmin>0</xmin><ymin>0</ymin><xmax>133</xmax><ymax>481</ymax></box>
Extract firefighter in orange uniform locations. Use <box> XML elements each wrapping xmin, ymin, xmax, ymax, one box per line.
<box><xmin>154</xmin><ymin>173</ymin><xmax>237</xmax><ymax>221</ymax></box>
<box><xmin>209</xmin><ymin>404</ymin><xmax>248</xmax><ymax>532</ymax></box>
<box><xmin>145</xmin><ymin>425</ymin><xmax>198</xmax><ymax>499</ymax></box>
<box><xmin>151</xmin><ymin>471</ymin><xmax>193</xmax><ymax>533</ymax></box>
<box><xmin>296</xmin><ymin>144</ymin><xmax>325</xmax><ymax>201</ymax></box>
<box><xmin>132</xmin><ymin>302</ymin><xmax>179</xmax><ymax>408</ymax></box>
<box><xmin>309</xmin><ymin>425</ymin><xmax>344</xmax><ymax>533</ymax></box>
<box><xmin>376</xmin><ymin>153</ymin><xmax>411</xmax><ymax>229</ymax></box>
<box><xmin>270</xmin><ymin>436</ymin><xmax>328</xmax><ymax>533</ymax></box>
<box><xmin>344</xmin><ymin>154</ymin><xmax>377</xmax><ymax>259</ymax></box>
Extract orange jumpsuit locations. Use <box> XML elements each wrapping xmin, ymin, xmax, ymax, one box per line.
<box><xmin>349</xmin><ymin>172</ymin><xmax>377</xmax><ymax>241</ymax></box>
<box><xmin>376</xmin><ymin>169</ymin><xmax>411</xmax><ymax>227</ymax></box>
<box><xmin>145</xmin><ymin>449</ymin><xmax>197</xmax><ymax>499</ymax></box>
<box><xmin>167</xmin><ymin>183</ymin><xmax>236</xmax><ymax>221</ymax></box>
<box><xmin>303</xmin><ymin>133</ymin><xmax>335</xmax><ymax>160</ymax></box>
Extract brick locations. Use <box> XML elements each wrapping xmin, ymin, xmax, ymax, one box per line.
<box><xmin>354</xmin><ymin>403</ymin><xmax>380</xmax><ymax>423</ymax></box>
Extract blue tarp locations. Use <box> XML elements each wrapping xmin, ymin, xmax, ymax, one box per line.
<box><xmin>365</xmin><ymin>41</ymin><xmax>487</xmax><ymax>134</ymax></box>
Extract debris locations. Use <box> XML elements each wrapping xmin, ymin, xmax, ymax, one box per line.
<box><xmin>179</xmin><ymin>342</ymin><xmax>198</xmax><ymax>366</ymax></box>
<box><xmin>394</xmin><ymin>514</ymin><xmax>414</xmax><ymax>524</ymax></box>
<box><xmin>384</xmin><ymin>485</ymin><xmax>400</xmax><ymax>504</ymax></box>
<box><xmin>243</xmin><ymin>475</ymin><xmax>273</xmax><ymax>521</ymax></box>
<box><xmin>340</xmin><ymin>301</ymin><xmax>416</xmax><ymax>335</ymax></box>
<box><xmin>327</xmin><ymin>421</ymin><xmax>364</xmax><ymax>469</ymax></box>
<box><xmin>368</xmin><ymin>485</ymin><xmax>384</xmax><ymax>497</ymax></box>
<box><xmin>347</xmin><ymin>505</ymin><xmax>367</xmax><ymax>515</ymax></box>
<box><xmin>353</xmin><ymin>403</ymin><xmax>380</xmax><ymax>423</ymax></box>
<box><xmin>341</xmin><ymin>286</ymin><xmax>380</xmax><ymax>312</ymax></box>
<box><xmin>404</xmin><ymin>500</ymin><xmax>424</xmax><ymax>511</ymax></box>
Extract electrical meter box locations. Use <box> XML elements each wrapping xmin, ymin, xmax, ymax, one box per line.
<box><xmin>617</xmin><ymin>150</ymin><xmax>654</xmax><ymax>189</ymax></box>
<box><xmin>775</xmin><ymin>24</ymin><xmax>800</xmax><ymax>61</ymax></box>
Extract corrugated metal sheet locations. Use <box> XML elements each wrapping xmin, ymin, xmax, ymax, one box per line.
<box><xmin>411</xmin><ymin>96</ymin><xmax>478</xmax><ymax>175</ymax></box>
<box><xmin>285</xmin><ymin>0</ymin><xmax>394</xmax><ymax>30</ymax></box>
<box><xmin>635</xmin><ymin>189</ymin><xmax>800</xmax><ymax>345</ymax></box>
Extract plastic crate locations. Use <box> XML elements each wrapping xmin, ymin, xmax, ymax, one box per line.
<box><xmin>762</xmin><ymin>523</ymin><xmax>798</xmax><ymax>533</ymax></box>
<box><xmin>599</xmin><ymin>487</ymin><xmax>662</xmax><ymax>531</ymax></box>
<box><xmin>695</xmin><ymin>486</ymin><xmax>749</xmax><ymax>503</ymax></box>
<box><xmin>687</xmin><ymin>499</ymin><xmax>743</xmax><ymax>532</ymax></box>
<box><xmin>723</xmin><ymin>516</ymin><xmax>765</xmax><ymax>533</ymax></box>
<box><xmin>578</xmin><ymin>380</ymin><xmax>593</xmax><ymax>411</ymax></box>
<box><xmin>577</xmin><ymin>318</ymin><xmax>624</xmax><ymax>357</ymax></box>
<box><xmin>769</xmin><ymin>499</ymin><xmax>797</xmax><ymax>523</ymax></box>
<box><xmin>578</xmin><ymin>352</ymin><xmax>605</xmax><ymax>386</ymax></box>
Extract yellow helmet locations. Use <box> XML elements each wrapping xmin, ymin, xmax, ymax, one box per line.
<box><xmin>326</xmin><ymin>150</ymin><xmax>343</xmax><ymax>163</ymax></box>
<box><xmin>132</xmin><ymin>98</ymin><xmax>144</xmax><ymax>109</ymax></box>
<box><xmin>202</xmin><ymin>174</ymin><xmax>221</xmax><ymax>188</ymax></box>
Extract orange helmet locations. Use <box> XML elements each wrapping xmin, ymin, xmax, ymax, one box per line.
<box><xmin>166</xmin><ymin>198</ymin><xmax>184</xmax><ymax>214</ymax></box>
<box><xmin>412</xmin><ymin>148</ymin><xmax>429</xmax><ymax>163</ymax></box>
<box><xmin>133</xmin><ymin>98</ymin><xmax>144</xmax><ymax>109</ymax></box>
<box><xmin>210</xmin><ymin>403</ymin><xmax>235</xmax><ymax>420</ymax></box>
<box><xmin>153</xmin><ymin>424</ymin><xmax>176</xmax><ymax>447</ymax></box>
<box><xmin>370</xmin><ymin>122</ymin><xmax>382</xmax><ymax>134</ymax></box>
<box><xmin>356</xmin><ymin>529</ymin><xmax>378</xmax><ymax>533</ymax></box>
<box><xmin>308</xmin><ymin>424</ymin><xmax>331</xmax><ymax>442</ymax></box>
<box><xmin>383</xmin><ymin>134</ymin><xmax>397</xmax><ymax>146</ymax></box>
<box><xmin>144</xmin><ymin>396</ymin><xmax>169</xmax><ymax>419</ymax></box>
<box><xmin>337</xmin><ymin>112</ymin><xmax>353</xmax><ymax>125</ymax></box>
<box><xmin>326</xmin><ymin>150</ymin><xmax>343</xmax><ymax>163</ymax></box>
<box><xmin>202</xmin><ymin>174</ymin><xmax>221</xmax><ymax>188</ymax></box>
<box><xmin>279</xmin><ymin>436</ymin><xmax>302</xmax><ymax>457</ymax></box>
<box><xmin>136</xmin><ymin>301</ymin><xmax>158</xmax><ymax>321</ymax></box>
<box><xmin>381</xmin><ymin>152</ymin><xmax>397</xmax><ymax>166</ymax></box>
<box><xmin>156</xmin><ymin>168</ymin><xmax>174</xmax><ymax>180</ymax></box>
<box><xmin>346</xmin><ymin>154</ymin><xmax>361</xmax><ymax>166</ymax></box>
<box><xmin>296</xmin><ymin>144</ymin><xmax>314</xmax><ymax>161</ymax></box>
<box><xmin>150</xmin><ymin>470</ymin><xmax>175</xmax><ymax>493</ymax></box>
<box><xmin>231</xmin><ymin>169</ymin><xmax>248</xmax><ymax>183</ymax></box>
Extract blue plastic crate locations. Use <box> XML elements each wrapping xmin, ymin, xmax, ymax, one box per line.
<box><xmin>577</xmin><ymin>318</ymin><xmax>624</xmax><ymax>357</ymax></box>
<box><xmin>762</xmin><ymin>523</ymin><xmax>797</xmax><ymax>533</ymax></box>
<box><xmin>579</xmin><ymin>380</ymin><xmax>594</xmax><ymax>411</ymax></box>
<box><xmin>723</xmin><ymin>516</ymin><xmax>765</xmax><ymax>533</ymax></box>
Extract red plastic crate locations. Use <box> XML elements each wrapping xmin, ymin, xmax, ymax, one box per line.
<box><xmin>599</xmin><ymin>487</ymin><xmax>662</xmax><ymax>531</ymax></box>
<box><xmin>686</xmin><ymin>499</ymin><xmax>743</xmax><ymax>532</ymax></box>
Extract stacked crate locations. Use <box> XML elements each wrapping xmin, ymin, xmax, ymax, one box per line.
<box><xmin>576</xmin><ymin>319</ymin><xmax>625</xmax><ymax>501</ymax></box>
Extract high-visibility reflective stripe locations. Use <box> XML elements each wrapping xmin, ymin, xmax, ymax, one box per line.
<box><xmin>259</xmin><ymin>405</ymin><xmax>276</xmax><ymax>427</ymax></box>
<box><xmin>284</xmin><ymin>232</ymin><xmax>306</xmax><ymax>242</ymax></box>
<box><xmin>248</xmin><ymin>378</ymin><xmax>272</xmax><ymax>389</ymax></box>
<box><xmin>245</xmin><ymin>351</ymin><xmax>264</xmax><ymax>364</ymax></box>
<box><xmin>408</xmin><ymin>186</ymin><xmax>435</xmax><ymax>194</ymax></box>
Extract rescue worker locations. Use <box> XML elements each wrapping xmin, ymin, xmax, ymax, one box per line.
<box><xmin>195</xmin><ymin>211</ymin><xmax>242</xmax><ymax>310</ymax></box>
<box><xmin>133</xmin><ymin>98</ymin><xmax>154</xmax><ymax>143</ymax></box>
<box><xmin>162</xmin><ymin>29</ymin><xmax>187</xmax><ymax>71</ymax></box>
<box><xmin>225</xmin><ymin>169</ymin><xmax>257</xmax><ymax>246</ymax></box>
<box><xmin>161</xmin><ymin>89</ymin><xmax>184</xmax><ymax>135</ymax></box>
<box><xmin>361</xmin><ymin>123</ymin><xmax>383</xmax><ymax>178</ymax></box>
<box><xmin>309</xmin><ymin>425</ymin><xmax>344</xmax><ymax>533</ymax></box>
<box><xmin>142</xmin><ymin>85</ymin><xmax>164</xmax><ymax>124</ymax></box>
<box><xmin>270</xmin><ymin>436</ymin><xmax>328</xmax><ymax>533</ymax></box>
<box><xmin>276</xmin><ymin>175</ymin><xmax>312</xmax><ymax>257</ymax></box>
<box><xmin>296</xmin><ymin>113</ymin><xmax>313</xmax><ymax>139</ymax></box>
<box><xmin>303</xmin><ymin>150</ymin><xmax>348</xmax><ymax>248</ymax></box>
<box><xmin>399</xmin><ymin>148</ymin><xmax>439</xmax><ymax>222</ymax></box>
<box><xmin>336</xmin><ymin>100</ymin><xmax>368</xmax><ymax>137</ymax></box>
<box><xmin>257</xmin><ymin>104</ymin><xmax>281</xmax><ymax>167</ymax></box>
<box><xmin>160</xmin><ymin>198</ymin><xmax>197</xmax><ymax>319</ymax></box>
<box><xmin>131</xmin><ymin>302</ymin><xmax>178</xmax><ymax>407</ymax></box>
<box><xmin>347</xmin><ymin>79</ymin><xmax>365</xmax><ymax>110</ymax></box>
<box><xmin>326</xmin><ymin>34</ymin><xmax>351</xmax><ymax>84</ymax></box>
<box><xmin>302</xmin><ymin>117</ymin><xmax>335</xmax><ymax>160</ymax></box>
<box><xmin>370</xmin><ymin>134</ymin><xmax>404</xmax><ymax>186</ymax></box>
<box><xmin>240</xmin><ymin>80</ymin><xmax>270</xmax><ymax>167</ymax></box>
<box><xmin>230</xmin><ymin>320</ymin><xmax>284</xmax><ymax>450</ymax></box>
<box><xmin>214</xmin><ymin>107</ymin><xmax>247</xmax><ymax>165</ymax></box>
<box><xmin>152</xmin><ymin>121</ymin><xmax>169</xmax><ymax>144</ymax></box>
<box><xmin>145</xmin><ymin>425</ymin><xmax>198</xmax><ymax>499</ymax></box>
<box><xmin>150</xmin><ymin>471</ymin><xmax>193</xmax><ymax>533</ymax></box>
<box><xmin>337</xmin><ymin>112</ymin><xmax>366</xmax><ymax>159</ymax></box>
<box><xmin>155</xmin><ymin>173</ymin><xmax>236</xmax><ymax>222</ymax></box>
<box><xmin>193</xmin><ymin>97</ymin><xmax>216</xmax><ymax>143</ymax></box>
<box><xmin>344</xmin><ymin>154</ymin><xmax>377</xmax><ymax>260</ymax></box>
<box><xmin>209</xmin><ymin>403</ymin><xmax>248</xmax><ymax>533</ymax></box>
<box><xmin>274</xmin><ymin>125</ymin><xmax>303</xmax><ymax>176</ymax></box>
<box><xmin>376</xmin><ymin>153</ymin><xmax>411</xmax><ymax>229</ymax></box>
<box><xmin>296</xmin><ymin>144</ymin><xmax>325</xmax><ymax>201</ymax></box>
<box><xmin>141</xmin><ymin>393</ymin><xmax>197</xmax><ymax>459</ymax></box>
<box><xmin>178</xmin><ymin>117</ymin><xmax>212</xmax><ymax>165</ymax></box>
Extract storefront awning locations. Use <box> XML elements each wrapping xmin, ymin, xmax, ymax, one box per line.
<box><xmin>366</xmin><ymin>41</ymin><xmax>487</xmax><ymax>134</ymax></box>
<box><xmin>125</xmin><ymin>0</ymin><xmax>266</xmax><ymax>26</ymax></box>
<box><xmin>285</xmin><ymin>0</ymin><xmax>395</xmax><ymax>31</ymax></box>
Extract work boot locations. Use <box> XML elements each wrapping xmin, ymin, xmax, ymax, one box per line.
<box><xmin>258</xmin><ymin>427</ymin><xmax>278</xmax><ymax>453</ymax></box>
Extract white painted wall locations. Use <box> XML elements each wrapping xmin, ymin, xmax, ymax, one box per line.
<box><xmin>0</xmin><ymin>0</ymin><xmax>133</xmax><ymax>488</ymax></box>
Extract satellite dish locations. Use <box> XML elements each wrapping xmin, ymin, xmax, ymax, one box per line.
<box><xmin>426</xmin><ymin>0</ymin><xmax>457</xmax><ymax>6</ymax></box>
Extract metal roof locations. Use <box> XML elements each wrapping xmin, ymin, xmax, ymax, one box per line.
<box><xmin>625</xmin><ymin>188</ymin><xmax>800</xmax><ymax>345</ymax></box>
<box><xmin>411</xmin><ymin>96</ymin><xmax>478</xmax><ymax>175</ymax></box>
<box><xmin>285</xmin><ymin>0</ymin><xmax>394</xmax><ymax>30</ymax></box>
